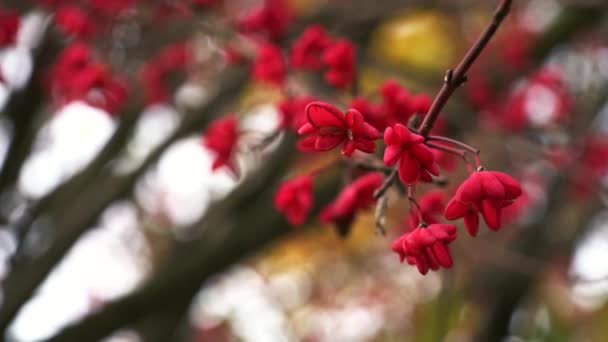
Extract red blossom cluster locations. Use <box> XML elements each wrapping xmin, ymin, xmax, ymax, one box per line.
<box><xmin>392</xmin><ymin>224</ymin><xmax>457</xmax><ymax>275</ymax></box>
<box><xmin>48</xmin><ymin>43</ymin><xmax>127</xmax><ymax>114</ymax></box>
<box><xmin>201</xmin><ymin>115</ymin><xmax>240</xmax><ymax>173</ymax></box>
<box><xmin>319</xmin><ymin>172</ymin><xmax>384</xmax><ymax>237</ymax></box>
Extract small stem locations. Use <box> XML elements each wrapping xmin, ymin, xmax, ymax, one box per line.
<box><xmin>426</xmin><ymin>135</ymin><xmax>480</xmax><ymax>155</ymax></box>
<box><xmin>407</xmin><ymin>186</ymin><xmax>425</xmax><ymax>227</ymax></box>
<box><xmin>373</xmin><ymin>167</ymin><xmax>398</xmax><ymax>199</ymax></box>
<box><xmin>426</xmin><ymin>142</ymin><xmax>476</xmax><ymax>172</ymax></box>
<box><xmin>417</xmin><ymin>0</ymin><xmax>512</xmax><ymax>137</ymax></box>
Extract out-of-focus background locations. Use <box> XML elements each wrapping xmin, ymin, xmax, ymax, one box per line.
<box><xmin>1</xmin><ymin>0</ymin><xmax>608</xmax><ymax>341</ymax></box>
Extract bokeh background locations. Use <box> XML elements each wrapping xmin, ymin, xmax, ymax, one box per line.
<box><xmin>1</xmin><ymin>0</ymin><xmax>608</xmax><ymax>341</ymax></box>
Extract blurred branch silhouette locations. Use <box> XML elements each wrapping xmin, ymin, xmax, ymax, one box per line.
<box><xmin>0</xmin><ymin>1</ymin><xmax>606</xmax><ymax>342</ymax></box>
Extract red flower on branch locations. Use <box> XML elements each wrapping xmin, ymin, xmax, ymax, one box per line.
<box><xmin>444</xmin><ymin>170</ymin><xmax>522</xmax><ymax>236</ymax></box>
<box><xmin>392</xmin><ymin>223</ymin><xmax>457</xmax><ymax>275</ymax></box>
<box><xmin>252</xmin><ymin>43</ymin><xmax>286</xmax><ymax>85</ymax></box>
<box><xmin>321</xmin><ymin>39</ymin><xmax>356</xmax><ymax>89</ymax></box>
<box><xmin>0</xmin><ymin>9</ymin><xmax>19</xmax><ymax>47</ymax></box>
<box><xmin>320</xmin><ymin>172</ymin><xmax>384</xmax><ymax>237</ymax></box>
<box><xmin>201</xmin><ymin>115</ymin><xmax>240</xmax><ymax>173</ymax></box>
<box><xmin>274</xmin><ymin>175</ymin><xmax>314</xmax><ymax>226</ymax></box>
<box><xmin>383</xmin><ymin>124</ymin><xmax>439</xmax><ymax>185</ymax></box>
<box><xmin>290</xmin><ymin>25</ymin><xmax>332</xmax><ymax>71</ymax></box>
<box><xmin>297</xmin><ymin>101</ymin><xmax>380</xmax><ymax>156</ymax></box>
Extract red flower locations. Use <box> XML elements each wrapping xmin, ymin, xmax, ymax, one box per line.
<box><xmin>380</xmin><ymin>80</ymin><xmax>412</xmax><ymax>125</ymax></box>
<box><xmin>383</xmin><ymin>124</ymin><xmax>439</xmax><ymax>185</ymax></box>
<box><xmin>444</xmin><ymin>170</ymin><xmax>522</xmax><ymax>236</ymax></box>
<box><xmin>297</xmin><ymin>101</ymin><xmax>380</xmax><ymax>156</ymax></box>
<box><xmin>277</xmin><ymin>96</ymin><xmax>315</xmax><ymax>131</ymax></box>
<box><xmin>320</xmin><ymin>172</ymin><xmax>384</xmax><ymax>237</ymax></box>
<box><xmin>239</xmin><ymin>0</ymin><xmax>293</xmax><ymax>40</ymax></box>
<box><xmin>252</xmin><ymin>43</ymin><xmax>285</xmax><ymax>85</ymax></box>
<box><xmin>274</xmin><ymin>175</ymin><xmax>313</xmax><ymax>226</ymax></box>
<box><xmin>407</xmin><ymin>190</ymin><xmax>446</xmax><ymax>230</ymax></box>
<box><xmin>392</xmin><ymin>224</ymin><xmax>457</xmax><ymax>275</ymax></box>
<box><xmin>321</xmin><ymin>39</ymin><xmax>355</xmax><ymax>89</ymax></box>
<box><xmin>0</xmin><ymin>9</ymin><xmax>19</xmax><ymax>47</ymax></box>
<box><xmin>68</xmin><ymin>63</ymin><xmax>128</xmax><ymax>114</ymax></box>
<box><xmin>201</xmin><ymin>115</ymin><xmax>240</xmax><ymax>172</ymax></box>
<box><xmin>290</xmin><ymin>25</ymin><xmax>332</xmax><ymax>70</ymax></box>
<box><xmin>55</xmin><ymin>6</ymin><xmax>96</xmax><ymax>39</ymax></box>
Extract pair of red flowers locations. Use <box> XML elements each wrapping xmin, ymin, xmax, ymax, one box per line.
<box><xmin>297</xmin><ymin>101</ymin><xmax>438</xmax><ymax>186</ymax></box>
<box><xmin>274</xmin><ymin>172</ymin><xmax>384</xmax><ymax>237</ymax></box>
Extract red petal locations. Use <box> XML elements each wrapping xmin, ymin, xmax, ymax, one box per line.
<box><xmin>297</xmin><ymin>122</ymin><xmax>315</xmax><ymax>135</ymax></box>
<box><xmin>432</xmin><ymin>242</ymin><xmax>453</xmax><ymax>268</ymax></box>
<box><xmin>384</xmin><ymin>126</ymin><xmax>398</xmax><ymax>145</ymax></box>
<box><xmin>341</xmin><ymin>140</ymin><xmax>355</xmax><ymax>156</ymax></box>
<box><xmin>444</xmin><ymin>197</ymin><xmax>469</xmax><ymax>219</ymax></box>
<box><xmin>480</xmin><ymin>171</ymin><xmax>505</xmax><ymax>200</ymax></box>
<box><xmin>481</xmin><ymin>200</ymin><xmax>501</xmax><ymax>230</ymax></box>
<box><xmin>347</xmin><ymin>109</ymin><xmax>380</xmax><ymax>139</ymax></box>
<box><xmin>297</xmin><ymin>135</ymin><xmax>317</xmax><ymax>151</ymax></box>
<box><xmin>492</xmin><ymin>171</ymin><xmax>522</xmax><ymax>199</ymax></box>
<box><xmin>464</xmin><ymin>212</ymin><xmax>479</xmax><ymax>236</ymax></box>
<box><xmin>353</xmin><ymin>139</ymin><xmax>376</xmax><ymax>154</ymax></box>
<box><xmin>383</xmin><ymin>145</ymin><xmax>402</xmax><ymax>166</ymax></box>
<box><xmin>460</xmin><ymin>173</ymin><xmax>484</xmax><ymax>202</ymax></box>
<box><xmin>315</xmin><ymin>134</ymin><xmax>344</xmax><ymax>151</ymax></box>
<box><xmin>306</xmin><ymin>101</ymin><xmax>346</xmax><ymax>128</ymax></box>
<box><xmin>398</xmin><ymin>151</ymin><xmax>420</xmax><ymax>185</ymax></box>
<box><xmin>425</xmin><ymin>246</ymin><xmax>440</xmax><ymax>270</ymax></box>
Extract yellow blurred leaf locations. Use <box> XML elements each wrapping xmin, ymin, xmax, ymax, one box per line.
<box><xmin>370</xmin><ymin>11</ymin><xmax>461</xmax><ymax>71</ymax></box>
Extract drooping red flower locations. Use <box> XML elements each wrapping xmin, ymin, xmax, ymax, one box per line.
<box><xmin>252</xmin><ymin>43</ymin><xmax>285</xmax><ymax>85</ymax></box>
<box><xmin>274</xmin><ymin>175</ymin><xmax>314</xmax><ymax>226</ymax></box>
<box><xmin>290</xmin><ymin>25</ymin><xmax>332</xmax><ymax>71</ymax></box>
<box><xmin>407</xmin><ymin>190</ymin><xmax>446</xmax><ymax>230</ymax></box>
<box><xmin>392</xmin><ymin>223</ymin><xmax>457</xmax><ymax>275</ymax></box>
<box><xmin>201</xmin><ymin>115</ymin><xmax>240</xmax><ymax>172</ymax></box>
<box><xmin>321</xmin><ymin>39</ymin><xmax>356</xmax><ymax>89</ymax></box>
<box><xmin>297</xmin><ymin>101</ymin><xmax>380</xmax><ymax>156</ymax></box>
<box><xmin>444</xmin><ymin>170</ymin><xmax>522</xmax><ymax>236</ymax></box>
<box><xmin>320</xmin><ymin>172</ymin><xmax>384</xmax><ymax>237</ymax></box>
<box><xmin>277</xmin><ymin>96</ymin><xmax>315</xmax><ymax>131</ymax></box>
<box><xmin>55</xmin><ymin>6</ymin><xmax>96</xmax><ymax>39</ymax></box>
<box><xmin>383</xmin><ymin>124</ymin><xmax>439</xmax><ymax>185</ymax></box>
<box><xmin>0</xmin><ymin>9</ymin><xmax>19</xmax><ymax>47</ymax></box>
<box><xmin>239</xmin><ymin>0</ymin><xmax>293</xmax><ymax>40</ymax></box>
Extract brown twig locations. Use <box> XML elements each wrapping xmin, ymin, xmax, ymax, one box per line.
<box><xmin>417</xmin><ymin>0</ymin><xmax>512</xmax><ymax>137</ymax></box>
<box><xmin>373</xmin><ymin>0</ymin><xmax>512</xmax><ymax>199</ymax></box>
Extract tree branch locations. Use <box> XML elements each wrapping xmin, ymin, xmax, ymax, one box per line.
<box><xmin>417</xmin><ymin>0</ymin><xmax>512</xmax><ymax>137</ymax></box>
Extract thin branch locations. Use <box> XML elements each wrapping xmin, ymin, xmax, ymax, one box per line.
<box><xmin>417</xmin><ymin>0</ymin><xmax>512</xmax><ymax>137</ymax></box>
